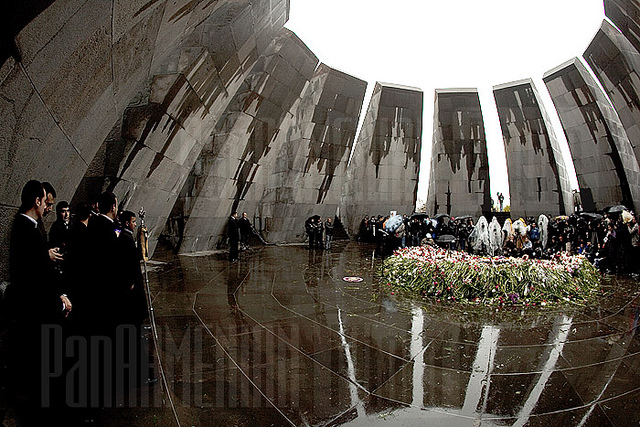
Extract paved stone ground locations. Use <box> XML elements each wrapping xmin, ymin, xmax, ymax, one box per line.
<box><xmin>3</xmin><ymin>241</ymin><xmax>640</xmax><ymax>425</ymax></box>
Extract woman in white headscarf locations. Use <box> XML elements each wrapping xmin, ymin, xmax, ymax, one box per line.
<box><xmin>489</xmin><ymin>217</ymin><xmax>502</xmax><ymax>256</ymax></box>
<box><xmin>469</xmin><ymin>216</ymin><xmax>490</xmax><ymax>255</ymax></box>
<box><xmin>538</xmin><ymin>214</ymin><xmax>549</xmax><ymax>249</ymax></box>
<box><xmin>502</xmin><ymin>218</ymin><xmax>513</xmax><ymax>248</ymax></box>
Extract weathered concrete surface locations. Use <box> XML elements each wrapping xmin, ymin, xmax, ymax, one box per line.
<box><xmin>426</xmin><ymin>89</ymin><xmax>491</xmax><ymax>218</ymax></box>
<box><xmin>0</xmin><ymin>0</ymin><xmax>288</xmax><ymax>280</ymax></box>
<box><xmin>605</xmin><ymin>0</ymin><xmax>640</xmax><ymax>55</ymax></box>
<box><xmin>70</xmin><ymin>0</ymin><xmax>288</xmax><ymax>256</ymax></box>
<box><xmin>584</xmin><ymin>20</ymin><xmax>640</xmax><ymax>164</ymax></box>
<box><xmin>544</xmin><ymin>58</ymin><xmax>640</xmax><ymax>212</ymax></box>
<box><xmin>494</xmin><ymin>79</ymin><xmax>573</xmax><ymax>218</ymax></box>
<box><xmin>261</xmin><ymin>64</ymin><xmax>367</xmax><ymax>242</ymax></box>
<box><xmin>342</xmin><ymin>82</ymin><xmax>423</xmax><ymax>235</ymax></box>
<box><xmin>176</xmin><ymin>29</ymin><xmax>319</xmax><ymax>253</ymax></box>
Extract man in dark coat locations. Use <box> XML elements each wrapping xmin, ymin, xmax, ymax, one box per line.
<box><xmin>117</xmin><ymin>211</ymin><xmax>153</xmax><ymax>387</ymax></box>
<box><xmin>117</xmin><ymin>211</ymin><xmax>148</xmax><ymax>325</ymax></box>
<box><xmin>49</xmin><ymin>201</ymin><xmax>71</xmax><ymax>278</ymax></box>
<box><xmin>314</xmin><ymin>217</ymin><xmax>324</xmax><ymax>249</ymax></box>
<box><xmin>49</xmin><ymin>201</ymin><xmax>71</xmax><ymax>250</ymax></box>
<box><xmin>86</xmin><ymin>191</ymin><xmax>121</xmax><ymax>333</ymax></box>
<box><xmin>8</xmin><ymin>181</ymin><xmax>72</xmax><ymax>323</ymax></box>
<box><xmin>305</xmin><ymin>217</ymin><xmax>316</xmax><ymax>250</ymax></box>
<box><xmin>228</xmin><ymin>212</ymin><xmax>240</xmax><ymax>261</ymax></box>
<box><xmin>65</xmin><ymin>202</ymin><xmax>92</xmax><ymax>331</ymax></box>
<box><xmin>239</xmin><ymin>212</ymin><xmax>253</xmax><ymax>249</ymax></box>
<box><xmin>7</xmin><ymin>180</ymin><xmax>72</xmax><ymax>409</ymax></box>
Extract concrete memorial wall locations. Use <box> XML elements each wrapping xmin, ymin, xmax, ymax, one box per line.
<box><xmin>262</xmin><ymin>64</ymin><xmax>367</xmax><ymax>242</ymax></box>
<box><xmin>10</xmin><ymin>0</ymin><xmax>640</xmax><ymax>281</ymax></box>
<box><xmin>342</xmin><ymin>82</ymin><xmax>423</xmax><ymax>236</ymax></box>
<box><xmin>493</xmin><ymin>79</ymin><xmax>573</xmax><ymax>218</ymax></box>
<box><xmin>69</xmin><ymin>0</ymin><xmax>289</xmax><ymax>256</ymax></box>
<box><xmin>544</xmin><ymin>58</ymin><xmax>640</xmax><ymax>213</ymax></box>
<box><xmin>584</xmin><ymin>20</ymin><xmax>640</xmax><ymax>164</ymax></box>
<box><xmin>0</xmin><ymin>0</ymin><xmax>291</xmax><ymax>278</ymax></box>
<box><xmin>604</xmin><ymin>0</ymin><xmax>640</xmax><ymax>54</ymax></box>
<box><xmin>426</xmin><ymin>89</ymin><xmax>491</xmax><ymax>218</ymax></box>
<box><xmin>176</xmin><ymin>29</ymin><xmax>319</xmax><ymax>252</ymax></box>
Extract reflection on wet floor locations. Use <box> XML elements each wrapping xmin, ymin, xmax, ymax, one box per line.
<box><xmin>128</xmin><ymin>242</ymin><xmax>640</xmax><ymax>425</ymax></box>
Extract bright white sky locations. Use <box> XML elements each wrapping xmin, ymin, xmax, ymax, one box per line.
<box><xmin>285</xmin><ymin>0</ymin><xmax>606</xmax><ymax>208</ymax></box>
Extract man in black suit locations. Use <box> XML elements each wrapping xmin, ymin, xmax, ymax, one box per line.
<box><xmin>36</xmin><ymin>181</ymin><xmax>56</xmax><ymax>242</ymax></box>
<box><xmin>7</xmin><ymin>180</ymin><xmax>72</xmax><ymax>411</ymax></box>
<box><xmin>239</xmin><ymin>212</ymin><xmax>253</xmax><ymax>249</ymax></box>
<box><xmin>49</xmin><ymin>201</ymin><xmax>71</xmax><ymax>279</ymax></box>
<box><xmin>117</xmin><ymin>211</ymin><xmax>148</xmax><ymax>325</ymax></box>
<box><xmin>86</xmin><ymin>191</ymin><xmax>121</xmax><ymax>333</ymax></box>
<box><xmin>8</xmin><ymin>180</ymin><xmax>72</xmax><ymax>322</ymax></box>
<box><xmin>65</xmin><ymin>202</ymin><xmax>92</xmax><ymax>331</ymax></box>
<box><xmin>49</xmin><ymin>201</ymin><xmax>71</xmax><ymax>250</ymax></box>
<box><xmin>117</xmin><ymin>211</ymin><xmax>153</xmax><ymax>387</ymax></box>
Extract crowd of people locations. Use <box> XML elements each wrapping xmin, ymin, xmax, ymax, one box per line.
<box><xmin>2</xmin><ymin>180</ymin><xmax>153</xmax><ymax>421</ymax></box>
<box><xmin>357</xmin><ymin>214</ymin><xmax>434</xmax><ymax>253</ymax></box>
<box><xmin>355</xmin><ymin>210</ymin><xmax>640</xmax><ymax>275</ymax></box>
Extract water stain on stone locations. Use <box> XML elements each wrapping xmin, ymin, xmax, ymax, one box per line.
<box><xmin>558</xmin><ymin>70</ymin><xmax>634</xmax><ymax>210</ymax></box>
<box><xmin>367</xmin><ymin>85</ymin><xmax>422</xmax><ymax>179</ymax></box>
<box><xmin>133</xmin><ymin>0</ymin><xmax>161</xmax><ymax>18</ymax></box>
<box><xmin>495</xmin><ymin>84</ymin><xmax>567</xmax><ymax>213</ymax></box>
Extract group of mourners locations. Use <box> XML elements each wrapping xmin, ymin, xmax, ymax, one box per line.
<box><xmin>356</xmin><ymin>210</ymin><xmax>640</xmax><ymax>275</ymax></box>
<box><xmin>357</xmin><ymin>214</ymin><xmax>439</xmax><ymax>254</ymax></box>
<box><xmin>226</xmin><ymin>212</ymin><xmax>258</xmax><ymax>261</ymax></box>
<box><xmin>461</xmin><ymin>212</ymin><xmax>640</xmax><ymax>275</ymax></box>
<box><xmin>304</xmin><ymin>216</ymin><xmax>334</xmax><ymax>250</ymax></box>
<box><xmin>2</xmin><ymin>180</ymin><xmax>153</xmax><ymax>421</ymax></box>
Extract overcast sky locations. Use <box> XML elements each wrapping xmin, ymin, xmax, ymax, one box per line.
<box><xmin>285</xmin><ymin>0</ymin><xmax>606</xmax><ymax>207</ymax></box>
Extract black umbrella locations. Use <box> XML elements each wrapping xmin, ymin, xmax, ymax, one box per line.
<box><xmin>434</xmin><ymin>213</ymin><xmax>450</xmax><ymax>220</ymax></box>
<box><xmin>606</xmin><ymin>205</ymin><xmax>627</xmax><ymax>214</ymax></box>
<box><xmin>305</xmin><ymin>215</ymin><xmax>321</xmax><ymax>226</ymax></box>
<box><xmin>436</xmin><ymin>234</ymin><xmax>456</xmax><ymax>244</ymax></box>
<box><xmin>410</xmin><ymin>213</ymin><xmax>429</xmax><ymax>220</ymax></box>
<box><xmin>580</xmin><ymin>212</ymin><xmax>603</xmax><ymax>220</ymax></box>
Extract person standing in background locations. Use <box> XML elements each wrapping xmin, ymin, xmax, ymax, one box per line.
<box><xmin>228</xmin><ymin>212</ymin><xmax>240</xmax><ymax>261</ymax></box>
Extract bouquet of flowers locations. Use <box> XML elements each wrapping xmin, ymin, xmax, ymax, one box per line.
<box><xmin>382</xmin><ymin>246</ymin><xmax>601</xmax><ymax>306</ymax></box>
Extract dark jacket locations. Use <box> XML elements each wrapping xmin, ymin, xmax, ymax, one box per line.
<box><xmin>86</xmin><ymin>214</ymin><xmax>121</xmax><ymax>331</ymax></box>
<box><xmin>324</xmin><ymin>220</ymin><xmax>334</xmax><ymax>236</ymax></box>
<box><xmin>227</xmin><ymin>216</ymin><xmax>240</xmax><ymax>242</ymax></box>
<box><xmin>239</xmin><ymin>217</ymin><xmax>253</xmax><ymax>236</ymax></box>
<box><xmin>8</xmin><ymin>214</ymin><xmax>63</xmax><ymax>325</ymax></box>
<box><xmin>117</xmin><ymin>228</ymin><xmax>148</xmax><ymax>324</ymax></box>
<box><xmin>49</xmin><ymin>219</ymin><xmax>71</xmax><ymax>250</ymax></box>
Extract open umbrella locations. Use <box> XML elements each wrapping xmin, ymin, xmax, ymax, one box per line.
<box><xmin>455</xmin><ymin>215</ymin><xmax>472</xmax><ymax>220</ymax></box>
<box><xmin>436</xmin><ymin>234</ymin><xmax>456</xmax><ymax>249</ymax></box>
<box><xmin>305</xmin><ymin>215</ymin><xmax>321</xmax><ymax>227</ymax></box>
<box><xmin>607</xmin><ymin>205</ymin><xmax>627</xmax><ymax>214</ymax></box>
<box><xmin>384</xmin><ymin>214</ymin><xmax>403</xmax><ymax>232</ymax></box>
<box><xmin>580</xmin><ymin>212</ymin><xmax>603</xmax><ymax>220</ymax></box>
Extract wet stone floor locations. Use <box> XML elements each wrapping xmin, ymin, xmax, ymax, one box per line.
<box><xmin>23</xmin><ymin>241</ymin><xmax>640</xmax><ymax>426</ymax></box>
